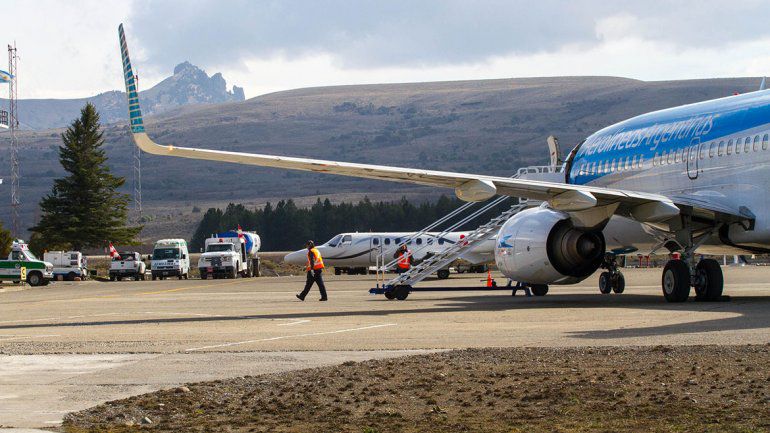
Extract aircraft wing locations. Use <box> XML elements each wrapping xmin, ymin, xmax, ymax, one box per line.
<box><xmin>118</xmin><ymin>24</ymin><xmax>750</xmax><ymax>228</ymax></box>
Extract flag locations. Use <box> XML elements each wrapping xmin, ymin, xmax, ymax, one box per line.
<box><xmin>109</xmin><ymin>242</ymin><xmax>121</xmax><ymax>260</ymax></box>
<box><xmin>237</xmin><ymin>224</ymin><xmax>244</xmax><ymax>239</ymax></box>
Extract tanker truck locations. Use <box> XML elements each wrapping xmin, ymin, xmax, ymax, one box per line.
<box><xmin>198</xmin><ymin>230</ymin><xmax>261</xmax><ymax>279</ymax></box>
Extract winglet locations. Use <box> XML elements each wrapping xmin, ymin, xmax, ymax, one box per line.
<box><xmin>760</xmin><ymin>77</ymin><xmax>767</xmax><ymax>91</ymax></box>
<box><xmin>118</xmin><ymin>24</ymin><xmax>145</xmax><ymax>134</ymax></box>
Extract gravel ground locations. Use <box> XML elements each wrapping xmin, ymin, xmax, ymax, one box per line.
<box><xmin>63</xmin><ymin>345</ymin><xmax>770</xmax><ymax>433</ymax></box>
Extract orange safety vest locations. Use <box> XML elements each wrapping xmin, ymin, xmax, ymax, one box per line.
<box><xmin>307</xmin><ymin>247</ymin><xmax>324</xmax><ymax>271</ymax></box>
<box><xmin>397</xmin><ymin>250</ymin><xmax>412</xmax><ymax>269</ymax></box>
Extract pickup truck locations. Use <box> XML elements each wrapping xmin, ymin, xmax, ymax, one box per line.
<box><xmin>0</xmin><ymin>241</ymin><xmax>54</xmax><ymax>286</ymax></box>
<box><xmin>109</xmin><ymin>251</ymin><xmax>147</xmax><ymax>281</ymax></box>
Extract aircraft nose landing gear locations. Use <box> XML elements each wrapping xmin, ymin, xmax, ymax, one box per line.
<box><xmin>599</xmin><ymin>253</ymin><xmax>625</xmax><ymax>294</ymax></box>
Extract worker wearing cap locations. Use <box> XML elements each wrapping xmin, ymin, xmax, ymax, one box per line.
<box><xmin>296</xmin><ymin>240</ymin><xmax>328</xmax><ymax>301</ymax></box>
<box><xmin>394</xmin><ymin>244</ymin><xmax>413</xmax><ymax>274</ymax></box>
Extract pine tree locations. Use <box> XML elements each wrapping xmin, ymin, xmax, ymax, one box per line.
<box><xmin>30</xmin><ymin>103</ymin><xmax>140</xmax><ymax>251</ymax></box>
<box><xmin>0</xmin><ymin>220</ymin><xmax>11</xmax><ymax>257</ymax></box>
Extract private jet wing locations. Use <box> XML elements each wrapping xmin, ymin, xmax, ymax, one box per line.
<box><xmin>118</xmin><ymin>24</ymin><xmax>749</xmax><ymax>228</ymax></box>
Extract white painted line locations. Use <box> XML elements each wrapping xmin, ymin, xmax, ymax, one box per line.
<box><xmin>277</xmin><ymin>319</ymin><xmax>311</xmax><ymax>326</ymax></box>
<box><xmin>186</xmin><ymin>323</ymin><xmax>396</xmax><ymax>352</ymax></box>
<box><xmin>0</xmin><ymin>334</ymin><xmax>59</xmax><ymax>342</ymax></box>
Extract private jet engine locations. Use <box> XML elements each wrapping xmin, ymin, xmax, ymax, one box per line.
<box><xmin>494</xmin><ymin>206</ymin><xmax>605</xmax><ymax>287</ymax></box>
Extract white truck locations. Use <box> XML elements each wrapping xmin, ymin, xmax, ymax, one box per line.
<box><xmin>0</xmin><ymin>241</ymin><xmax>54</xmax><ymax>286</ymax></box>
<box><xmin>198</xmin><ymin>230</ymin><xmax>261</xmax><ymax>279</ymax></box>
<box><xmin>151</xmin><ymin>239</ymin><xmax>190</xmax><ymax>280</ymax></box>
<box><xmin>44</xmin><ymin>251</ymin><xmax>89</xmax><ymax>281</ymax></box>
<box><xmin>109</xmin><ymin>251</ymin><xmax>147</xmax><ymax>281</ymax></box>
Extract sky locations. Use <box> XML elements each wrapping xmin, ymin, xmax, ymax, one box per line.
<box><xmin>4</xmin><ymin>0</ymin><xmax>770</xmax><ymax>99</ymax></box>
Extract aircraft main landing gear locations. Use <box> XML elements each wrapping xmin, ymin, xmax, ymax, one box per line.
<box><xmin>599</xmin><ymin>253</ymin><xmax>625</xmax><ymax>294</ymax></box>
<box><xmin>661</xmin><ymin>216</ymin><xmax>724</xmax><ymax>303</ymax></box>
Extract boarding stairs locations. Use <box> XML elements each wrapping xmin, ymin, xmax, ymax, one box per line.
<box><xmin>379</xmin><ymin>201</ymin><xmax>529</xmax><ymax>290</ymax></box>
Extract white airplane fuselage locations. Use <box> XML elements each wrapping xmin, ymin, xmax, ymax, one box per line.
<box><xmin>284</xmin><ymin>232</ymin><xmax>495</xmax><ymax>268</ymax></box>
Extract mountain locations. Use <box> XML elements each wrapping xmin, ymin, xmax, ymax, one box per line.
<box><xmin>0</xmin><ymin>75</ymin><xmax>760</xmax><ymax>240</ymax></box>
<box><xmin>2</xmin><ymin>62</ymin><xmax>244</xmax><ymax>130</ymax></box>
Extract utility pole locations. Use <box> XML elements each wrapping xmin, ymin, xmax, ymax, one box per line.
<box><xmin>8</xmin><ymin>43</ymin><xmax>19</xmax><ymax>238</ymax></box>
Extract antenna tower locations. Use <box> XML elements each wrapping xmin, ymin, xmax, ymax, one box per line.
<box><xmin>8</xmin><ymin>43</ymin><xmax>19</xmax><ymax>238</ymax></box>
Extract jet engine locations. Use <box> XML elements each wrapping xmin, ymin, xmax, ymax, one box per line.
<box><xmin>494</xmin><ymin>206</ymin><xmax>605</xmax><ymax>285</ymax></box>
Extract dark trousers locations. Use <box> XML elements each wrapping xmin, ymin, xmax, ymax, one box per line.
<box><xmin>300</xmin><ymin>269</ymin><xmax>327</xmax><ymax>299</ymax></box>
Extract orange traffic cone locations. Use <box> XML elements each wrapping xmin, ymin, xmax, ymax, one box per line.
<box><xmin>486</xmin><ymin>270</ymin><xmax>494</xmax><ymax>287</ymax></box>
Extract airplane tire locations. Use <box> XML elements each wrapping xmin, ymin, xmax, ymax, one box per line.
<box><xmin>436</xmin><ymin>269</ymin><xmax>450</xmax><ymax>280</ymax></box>
<box><xmin>695</xmin><ymin>259</ymin><xmax>723</xmax><ymax>301</ymax></box>
<box><xmin>662</xmin><ymin>259</ymin><xmax>690</xmax><ymax>302</ymax></box>
<box><xmin>531</xmin><ymin>284</ymin><xmax>549</xmax><ymax>296</ymax></box>
<box><xmin>599</xmin><ymin>272</ymin><xmax>612</xmax><ymax>294</ymax></box>
<box><xmin>612</xmin><ymin>272</ymin><xmax>625</xmax><ymax>294</ymax></box>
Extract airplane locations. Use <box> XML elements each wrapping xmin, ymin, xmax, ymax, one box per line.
<box><xmin>283</xmin><ymin>231</ymin><xmax>495</xmax><ymax>277</ymax></box>
<box><xmin>118</xmin><ymin>24</ymin><xmax>769</xmax><ymax>302</ymax></box>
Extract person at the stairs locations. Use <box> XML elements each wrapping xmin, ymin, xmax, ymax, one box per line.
<box><xmin>394</xmin><ymin>244</ymin><xmax>413</xmax><ymax>274</ymax></box>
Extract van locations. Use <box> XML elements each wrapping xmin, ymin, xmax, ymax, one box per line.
<box><xmin>151</xmin><ymin>239</ymin><xmax>190</xmax><ymax>280</ymax></box>
<box><xmin>43</xmin><ymin>250</ymin><xmax>88</xmax><ymax>281</ymax></box>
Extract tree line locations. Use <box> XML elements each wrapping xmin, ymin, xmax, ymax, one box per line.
<box><xmin>190</xmin><ymin>196</ymin><xmax>513</xmax><ymax>252</ymax></box>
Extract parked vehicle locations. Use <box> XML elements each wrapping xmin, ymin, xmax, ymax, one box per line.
<box><xmin>44</xmin><ymin>251</ymin><xmax>88</xmax><ymax>281</ymax></box>
<box><xmin>0</xmin><ymin>240</ymin><xmax>54</xmax><ymax>286</ymax></box>
<box><xmin>109</xmin><ymin>251</ymin><xmax>147</xmax><ymax>281</ymax></box>
<box><xmin>198</xmin><ymin>231</ymin><xmax>261</xmax><ymax>279</ymax></box>
<box><xmin>151</xmin><ymin>239</ymin><xmax>190</xmax><ymax>280</ymax></box>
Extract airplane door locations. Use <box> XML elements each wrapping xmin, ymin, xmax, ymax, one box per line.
<box><xmin>369</xmin><ymin>236</ymin><xmax>382</xmax><ymax>263</ymax></box>
<box><xmin>686</xmin><ymin>137</ymin><xmax>700</xmax><ymax>180</ymax></box>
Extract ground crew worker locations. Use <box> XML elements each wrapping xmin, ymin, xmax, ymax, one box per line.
<box><xmin>393</xmin><ymin>244</ymin><xmax>413</xmax><ymax>274</ymax></box>
<box><xmin>296</xmin><ymin>240</ymin><xmax>328</xmax><ymax>301</ymax></box>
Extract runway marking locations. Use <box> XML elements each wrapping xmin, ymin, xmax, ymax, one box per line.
<box><xmin>0</xmin><ymin>334</ymin><xmax>59</xmax><ymax>341</ymax></box>
<box><xmin>139</xmin><ymin>279</ymin><xmax>243</xmax><ymax>295</ymax></box>
<box><xmin>277</xmin><ymin>319</ymin><xmax>311</xmax><ymax>326</ymax></box>
<box><xmin>185</xmin><ymin>323</ymin><xmax>396</xmax><ymax>352</ymax></box>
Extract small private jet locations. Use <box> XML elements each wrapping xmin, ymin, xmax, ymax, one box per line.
<box><xmin>283</xmin><ymin>231</ymin><xmax>494</xmax><ymax>277</ymax></box>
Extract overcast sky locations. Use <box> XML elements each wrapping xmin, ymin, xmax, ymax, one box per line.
<box><xmin>4</xmin><ymin>0</ymin><xmax>770</xmax><ymax>99</ymax></box>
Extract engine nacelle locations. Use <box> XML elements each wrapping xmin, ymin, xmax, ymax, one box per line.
<box><xmin>495</xmin><ymin>206</ymin><xmax>605</xmax><ymax>285</ymax></box>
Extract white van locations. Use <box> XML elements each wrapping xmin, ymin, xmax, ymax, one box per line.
<box><xmin>43</xmin><ymin>250</ymin><xmax>88</xmax><ymax>281</ymax></box>
<box><xmin>151</xmin><ymin>239</ymin><xmax>190</xmax><ymax>280</ymax></box>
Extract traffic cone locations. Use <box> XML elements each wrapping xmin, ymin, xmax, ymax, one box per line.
<box><xmin>486</xmin><ymin>270</ymin><xmax>493</xmax><ymax>287</ymax></box>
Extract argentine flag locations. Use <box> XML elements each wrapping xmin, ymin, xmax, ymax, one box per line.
<box><xmin>0</xmin><ymin>69</ymin><xmax>12</xmax><ymax>83</ymax></box>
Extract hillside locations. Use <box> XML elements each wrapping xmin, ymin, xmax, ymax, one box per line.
<box><xmin>0</xmin><ymin>75</ymin><xmax>761</xmax><ymax>240</ymax></box>
<box><xmin>1</xmin><ymin>61</ymin><xmax>244</xmax><ymax>130</ymax></box>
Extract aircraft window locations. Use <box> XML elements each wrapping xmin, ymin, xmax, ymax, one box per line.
<box><xmin>416</xmin><ymin>238</ymin><xmax>422</xmax><ymax>245</ymax></box>
<box><xmin>735</xmin><ymin>138</ymin><xmax>742</xmax><ymax>154</ymax></box>
<box><xmin>394</xmin><ymin>237</ymin><xmax>401</xmax><ymax>245</ymax></box>
<box><xmin>342</xmin><ymin>235</ymin><xmax>352</xmax><ymax>244</ymax></box>
<box><xmin>718</xmin><ymin>140</ymin><xmax>725</xmax><ymax>156</ymax></box>
<box><xmin>726</xmin><ymin>139</ymin><xmax>733</xmax><ymax>155</ymax></box>
<box><xmin>384</xmin><ymin>238</ymin><xmax>391</xmax><ymax>245</ymax></box>
<box><xmin>667</xmin><ymin>150</ymin><xmax>674</xmax><ymax>164</ymax></box>
<box><xmin>763</xmin><ymin>134</ymin><xmax>769</xmax><ymax>150</ymax></box>
<box><xmin>754</xmin><ymin>135</ymin><xmax>760</xmax><ymax>151</ymax></box>
<box><xmin>625</xmin><ymin>156</ymin><xmax>631</xmax><ymax>170</ymax></box>
<box><xmin>372</xmin><ymin>238</ymin><xmax>379</xmax><ymax>246</ymax></box>
<box><xmin>638</xmin><ymin>156</ymin><xmax>644</xmax><ymax>168</ymax></box>
<box><xmin>744</xmin><ymin>137</ymin><xmax>752</xmax><ymax>153</ymax></box>
<box><xmin>699</xmin><ymin>144</ymin><xmax>706</xmax><ymax>160</ymax></box>
<box><xmin>325</xmin><ymin>235</ymin><xmax>343</xmax><ymax>247</ymax></box>
<box><xmin>438</xmin><ymin>238</ymin><xmax>445</xmax><ymax>245</ymax></box>
<box><xmin>652</xmin><ymin>153</ymin><xmax>658</xmax><ymax>166</ymax></box>
<box><xmin>690</xmin><ymin>146</ymin><xmax>697</xmax><ymax>162</ymax></box>
<box><xmin>708</xmin><ymin>142</ymin><xmax>715</xmax><ymax>158</ymax></box>
<box><xmin>675</xmin><ymin>148</ymin><xmax>682</xmax><ymax>163</ymax></box>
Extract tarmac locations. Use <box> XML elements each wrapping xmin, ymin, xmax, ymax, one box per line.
<box><xmin>1</xmin><ymin>266</ymin><xmax>769</xmax><ymax>429</ymax></box>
